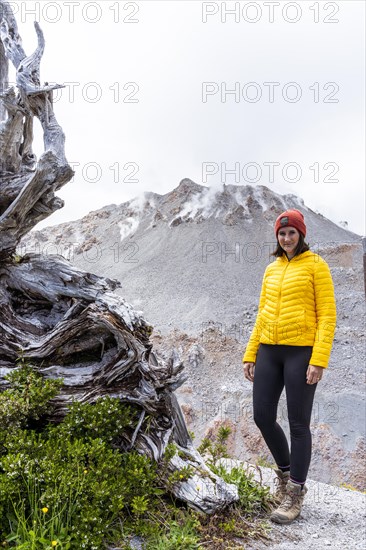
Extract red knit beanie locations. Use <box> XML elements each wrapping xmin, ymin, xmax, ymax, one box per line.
<box><xmin>274</xmin><ymin>209</ymin><xmax>306</xmax><ymax>237</ymax></box>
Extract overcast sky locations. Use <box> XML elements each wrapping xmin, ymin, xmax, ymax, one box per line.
<box><xmin>8</xmin><ymin>0</ymin><xmax>365</xmax><ymax>235</ymax></box>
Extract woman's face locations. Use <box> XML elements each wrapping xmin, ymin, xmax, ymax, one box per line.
<box><xmin>278</xmin><ymin>226</ymin><xmax>300</xmax><ymax>258</ymax></box>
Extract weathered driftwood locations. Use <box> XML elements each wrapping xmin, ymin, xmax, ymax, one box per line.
<box><xmin>0</xmin><ymin>0</ymin><xmax>238</xmax><ymax>513</ymax></box>
<box><xmin>0</xmin><ymin>1</ymin><xmax>71</xmax><ymax>258</ymax></box>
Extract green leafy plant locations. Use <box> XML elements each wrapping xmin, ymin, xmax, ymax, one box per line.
<box><xmin>197</xmin><ymin>425</ymin><xmax>232</xmax><ymax>462</ymax></box>
<box><xmin>211</xmin><ymin>463</ymin><xmax>271</xmax><ymax>514</ymax></box>
<box><xmin>0</xmin><ymin>362</ymin><xmax>275</xmax><ymax>549</ymax></box>
<box><xmin>149</xmin><ymin>514</ymin><xmax>201</xmax><ymax>550</ymax></box>
<box><xmin>0</xmin><ymin>363</ymin><xmax>159</xmax><ymax>549</ymax></box>
<box><xmin>197</xmin><ymin>426</ymin><xmax>272</xmax><ymax>515</ymax></box>
<box><xmin>162</xmin><ymin>442</ymin><xmax>178</xmax><ymax>462</ymax></box>
<box><xmin>166</xmin><ymin>465</ymin><xmax>195</xmax><ymax>489</ymax></box>
<box><xmin>0</xmin><ymin>361</ymin><xmax>63</xmax><ymax>435</ymax></box>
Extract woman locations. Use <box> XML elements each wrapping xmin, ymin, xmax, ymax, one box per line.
<box><xmin>243</xmin><ymin>209</ymin><xmax>336</xmax><ymax>524</ymax></box>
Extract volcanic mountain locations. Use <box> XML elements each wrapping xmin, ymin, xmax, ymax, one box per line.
<box><xmin>20</xmin><ymin>179</ymin><xmax>362</xmax><ymax>336</ymax></box>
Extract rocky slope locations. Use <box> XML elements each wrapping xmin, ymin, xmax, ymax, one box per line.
<box><xmin>20</xmin><ymin>179</ymin><xmax>365</xmax><ymax>491</ymax></box>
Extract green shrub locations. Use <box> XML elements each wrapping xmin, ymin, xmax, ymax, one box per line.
<box><xmin>197</xmin><ymin>426</ymin><xmax>231</xmax><ymax>462</ymax></box>
<box><xmin>0</xmin><ymin>362</ymin><xmax>274</xmax><ymax>549</ymax></box>
<box><xmin>211</xmin><ymin>463</ymin><xmax>271</xmax><ymax>514</ymax></box>
<box><xmin>0</xmin><ymin>364</ymin><xmax>159</xmax><ymax>549</ymax></box>
<box><xmin>0</xmin><ymin>361</ymin><xmax>63</xmax><ymax>437</ymax></box>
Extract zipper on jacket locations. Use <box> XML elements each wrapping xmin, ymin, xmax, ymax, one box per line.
<box><xmin>274</xmin><ymin>260</ymin><xmax>290</xmax><ymax>343</ymax></box>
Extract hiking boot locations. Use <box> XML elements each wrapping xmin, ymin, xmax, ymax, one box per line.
<box><xmin>270</xmin><ymin>479</ymin><xmax>308</xmax><ymax>524</ymax></box>
<box><xmin>272</xmin><ymin>469</ymin><xmax>290</xmax><ymax>505</ymax></box>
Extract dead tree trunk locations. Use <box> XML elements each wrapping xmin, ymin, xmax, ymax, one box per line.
<box><xmin>0</xmin><ymin>0</ymin><xmax>238</xmax><ymax>513</ymax></box>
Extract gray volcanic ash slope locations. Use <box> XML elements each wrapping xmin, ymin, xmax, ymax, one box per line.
<box><xmin>20</xmin><ymin>179</ymin><xmax>362</xmax><ymax>337</ymax></box>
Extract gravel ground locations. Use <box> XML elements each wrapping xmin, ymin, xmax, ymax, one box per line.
<box><xmin>219</xmin><ymin>459</ymin><xmax>366</xmax><ymax>550</ymax></box>
<box><xmin>112</xmin><ymin>459</ymin><xmax>366</xmax><ymax>550</ymax></box>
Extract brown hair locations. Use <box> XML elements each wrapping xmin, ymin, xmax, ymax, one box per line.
<box><xmin>271</xmin><ymin>232</ymin><xmax>310</xmax><ymax>258</ymax></box>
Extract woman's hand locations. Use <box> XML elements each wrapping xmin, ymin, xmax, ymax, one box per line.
<box><xmin>243</xmin><ymin>362</ymin><xmax>255</xmax><ymax>382</ymax></box>
<box><xmin>306</xmin><ymin>364</ymin><xmax>324</xmax><ymax>384</ymax></box>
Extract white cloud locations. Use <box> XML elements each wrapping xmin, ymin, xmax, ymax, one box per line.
<box><xmin>8</xmin><ymin>0</ymin><xmax>364</xmax><ymax>236</ymax></box>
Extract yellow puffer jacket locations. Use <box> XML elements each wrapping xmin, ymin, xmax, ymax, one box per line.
<box><xmin>242</xmin><ymin>250</ymin><xmax>337</xmax><ymax>368</ymax></box>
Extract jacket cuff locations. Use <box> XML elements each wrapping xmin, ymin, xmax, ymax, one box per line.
<box><xmin>309</xmin><ymin>356</ymin><xmax>329</xmax><ymax>368</ymax></box>
<box><xmin>242</xmin><ymin>352</ymin><xmax>256</xmax><ymax>364</ymax></box>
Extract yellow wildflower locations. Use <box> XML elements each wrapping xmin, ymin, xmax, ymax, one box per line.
<box><xmin>83</xmin><ymin>469</ymin><xmax>88</xmax><ymax>474</ymax></box>
<box><xmin>41</xmin><ymin>507</ymin><xmax>49</xmax><ymax>514</ymax></box>
<box><xmin>51</xmin><ymin>542</ymin><xmax>58</xmax><ymax>547</ymax></box>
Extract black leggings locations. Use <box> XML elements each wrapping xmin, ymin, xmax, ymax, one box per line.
<box><xmin>253</xmin><ymin>343</ymin><xmax>317</xmax><ymax>484</ymax></box>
